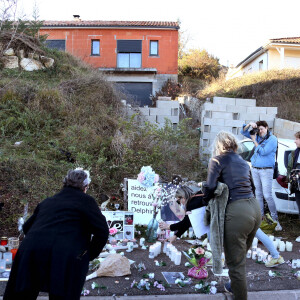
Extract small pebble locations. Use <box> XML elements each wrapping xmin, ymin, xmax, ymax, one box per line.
<box><xmin>125</xmin><ymin>277</ymin><xmax>130</xmax><ymax>280</ymax></box>
<box><xmin>115</xmin><ymin>281</ymin><xmax>119</xmax><ymax>284</ymax></box>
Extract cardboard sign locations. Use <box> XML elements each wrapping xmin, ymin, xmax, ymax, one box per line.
<box><xmin>127</xmin><ymin>179</ymin><xmax>155</xmax><ymax>225</ymax></box>
<box><xmin>102</xmin><ymin>211</ymin><xmax>135</xmax><ymax>240</ymax></box>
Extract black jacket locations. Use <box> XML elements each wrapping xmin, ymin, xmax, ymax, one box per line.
<box><xmin>170</xmin><ymin>191</ymin><xmax>206</xmax><ymax>237</ymax></box>
<box><xmin>203</xmin><ymin>151</ymin><xmax>255</xmax><ymax>203</ymax></box>
<box><xmin>4</xmin><ymin>186</ymin><xmax>109</xmax><ymax>300</ymax></box>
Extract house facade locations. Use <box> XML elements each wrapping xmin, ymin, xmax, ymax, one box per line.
<box><xmin>40</xmin><ymin>18</ymin><xmax>179</xmax><ymax>106</ymax></box>
<box><xmin>227</xmin><ymin>37</ymin><xmax>300</xmax><ymax>79</ymax></box>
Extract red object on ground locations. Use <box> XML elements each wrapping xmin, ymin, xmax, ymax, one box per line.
<box><xmin>10</xmin><ymin>248</ymin><xmax>18</xmax><ymax>260</ymax></box>
<box><xmin>0</xmin><ymin>237</ymin><xmax>8</xmax><ymax>246</ymax></box>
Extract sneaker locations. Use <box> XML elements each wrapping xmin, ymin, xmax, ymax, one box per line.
<box><xmin>224</xmin><ymin>281</ymin><xmax>233</xmax><ymax>293</ymax></box>
<box><xmin>296</xmin><ymin>236</ymin><xmax>300</xmax><ymax>242</ymax></box>
<box><xmin>275</xmin><ymin>221</ymin><xmax>282</xmax><ymax>231</ymax></box>
<box><xmin>265</xmin><ymin>256</ymin><xmax>285</xmax><ymax>268</ymax></box>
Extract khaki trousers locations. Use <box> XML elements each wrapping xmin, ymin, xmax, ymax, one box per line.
<box><xmin>224</xmin><ymin>197</ymin><xmax>261</xmax><ymax>300</ymax></box>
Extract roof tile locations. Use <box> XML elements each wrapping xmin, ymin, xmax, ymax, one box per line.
<box><xmin>270</xmin><ymin>37</ymin><xmax>300</xmax><ymax>44</ymax></box>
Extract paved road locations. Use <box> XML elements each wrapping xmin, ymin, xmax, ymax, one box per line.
<box><xmin>1</xmin><ymin>290</ymin><xmax>300</xmax><ymax>300</ymax></box>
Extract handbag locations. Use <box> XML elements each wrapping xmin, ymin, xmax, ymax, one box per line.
<box><xmin>187</xmin><ymin>257</ymin><xmax>209</xmax><ymax>279</ymax></box>
<box><xmin>260</xmin><ymin>213</ymin><xmax>277</xmax><ymax>234</ymax></box>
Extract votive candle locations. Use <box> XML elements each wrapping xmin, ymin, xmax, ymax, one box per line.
<box><xmin>286</xmin><ymin>242</ymin><xmax>293</xmax><ymax>252</ymax></box>
<box><xmin>149</xmin><ymin>246</ymin><xmax>155</xmax><ymax>259</ymax></box>
<box><xmin>246</xmin><ymin>249</ymin><xmax>252</xmax><ymax>258</ymax></box>
<box><xmin>140</xmin><ymin>238</ymin><xmax>145</xmax><ymax>247</ymax></box>
<box><xmin>174</xmin><ymin>251</ymin><xmax>182</xmax><ymax>265</ymax></box>
<box><xmin>279</xmin><ymin>241</ymin><xmax>285</xmax><ymax>252</ymax></box>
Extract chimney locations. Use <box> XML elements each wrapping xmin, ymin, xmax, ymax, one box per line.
<box><xmin>73</xmin><ymin>15</ymin><xmax>80</xmax><ymax>21</ymax></box>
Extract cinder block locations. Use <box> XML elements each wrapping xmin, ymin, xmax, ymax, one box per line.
<box><xmin>156</xmin><ymin>115</ymin><xmax>179</xmax><ymax>124</ymax></box>
<box><xmin>156</xmin><ymin>100</ymin><xmax>179</xmax><ymax>109</ymax></box>
<box><xmin>224</xmin><ymin>119</ymin><xmax>244</xmax><ymax>127</ymax></box>
<box><xmin>201</xmin><ymin>132</ymin><xmax>217</xmax><ymax>140</ymax></box>
<box><xmin>283</xmin><ymin>120</ymin><xmax>294</xmax><ymax>131</ymax></box>
<box><xmin>259</xmin><ymin>114</ymin><xmax>276</xmax><ymax>122</ymax></box>
<box><xmin>203</xmin><ymin>118</ymin><xmax>225</xmax><ymax>126</ymax></box>
<box><xmin>143</xmin><ymin>115</ymin><xmax>157</xmax><ymax>123</ymax></box>
<box><xmin>247</xmin><ymin>107</ymin><xmax>267</xmax><ymax>114</ymax></box>
<box><xmin>202</xmin><ymin>102</ymin><xmax>227</xmax><ymax>112</ymax></box>
<box><xmin>210</xmin><ymin>125</ymin><xmax>224</xmax><ymax>133</ymax></box>
<box><xmin>239</xmin><ymin>113</ymin><xmax>260</xmax><ymax>122</ymax></box>
<box><xmin>212</xmin><ymin>112</ymin><xmax>233</xmax><ymax>119</ymax></box>
<box><xmin>138</xmin><ymin>107</ymin><xmax>150</xmax><ymax>116</ymax></box>
<box><xmin>266</xmin><ymin>107</ymin><xmax>278</xmax><ymax>115</ymax></box>
<box><xmin>226</xmin><ymin>105</ymin><xmax>247</xmax><ymax>113</ymax></box>
<box><xmin>235</xmin><ymin>98</ymin><xmax>256</xmax><ymax>107</ymax></box>
<box><xmin>213</xmin><ymin>97</ymin><xmax>236</xmax><ymax>105</ymax></box>
<box><xmin>149</xmin><ymin>108</ymin><xmax>172</xmax><ymax>116</ymax></box>
<box><xmin>294</xmin><ymin>123</ymin><xmax>300</xmax><ymax>132</ymax></box>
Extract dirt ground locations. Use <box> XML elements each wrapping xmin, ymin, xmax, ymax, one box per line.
<box><xmin>1</xmin><ymin>236</ymin><xmax>300</xmax><ymax>297</ymax></box>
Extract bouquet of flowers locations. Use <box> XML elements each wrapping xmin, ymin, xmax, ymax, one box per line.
<box><xmin>137</xmin><ymin>166</ymin><xmax>159</xmax><ymax>188</ymax></box>
<box><xmin>183</xmin><ymin>246</ymin><xmax>211</xmax><ymax>279</ymax></box>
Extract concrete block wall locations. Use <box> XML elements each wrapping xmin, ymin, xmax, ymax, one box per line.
<box><xmin>274</xmin><ymin>118</ymin><xmax>300</xmax><ymax>139</ymax></box>
<box><xmin>124</xmin><ymin>97</ymin><xmax>180</xmax><ymax>128</ymax></box>
<box><xmin>200</xmin><ymin>96</ymin><xmax>278</xmax><ymax>158</ymax></box>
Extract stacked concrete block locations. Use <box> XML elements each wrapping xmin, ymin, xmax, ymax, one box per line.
<box><xmin>274</xmin><ymin>118</ymin><xmax>300</xmax><ymax>139</ymax></box>
<box><xmin>199</xmin><ymin>96</ymin><xmax>278</xmax><ymax>158</ymax></box>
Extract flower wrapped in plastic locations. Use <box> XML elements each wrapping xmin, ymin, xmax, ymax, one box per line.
<box><xmin>137</xmin><ymin>166</ymin><xmax>159</xmax><ymax>188</ymax></box>
<box><xmin>109</xmin><ymin>227</ymin><xmax>118</xmax><ymax>237</ymax></box>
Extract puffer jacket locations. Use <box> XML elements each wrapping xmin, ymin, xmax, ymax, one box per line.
<box><xmin>203</xmin><ymin>151</ymin><xmax>255</xmax><ymax>203</ymax></box>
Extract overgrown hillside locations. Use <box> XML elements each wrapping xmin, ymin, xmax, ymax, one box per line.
<box><xmin>198</xmin><ymin>69</ymin><xmax>300</xmax><ymax>122</ymax></box>
<box><xmin>0</xmin><ymin>45</ymin><xmax>203</xmax><ymax>236</ymax></box>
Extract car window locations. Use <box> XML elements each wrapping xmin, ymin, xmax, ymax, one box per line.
<box><xmin>237</xmin><ymin>141</ymin><xmax>254</xmax><ymax>162</ymax></box>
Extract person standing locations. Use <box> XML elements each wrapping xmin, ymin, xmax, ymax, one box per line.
<box><xmin>204</xmin><ymin>131</ymin><xmax>261</xmax><ymax>300</ymax></box>
<box><xmin>4</xmin><ymin>168</ymin><xmax>109</xmax><ymax>300</ymax></box>
<box><xmin>241</xmin><ymin>121</ymin><xmax>281</xmax><ymax>231</ymax></box>
<box><xmin>287</xmin><ymin>131</ymin><xmax>300</xmax><ymax>242</ymax></box>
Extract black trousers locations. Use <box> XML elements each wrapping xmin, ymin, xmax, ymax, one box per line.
<box><xmin>4</xmin><ymin>290</ymin><xmax>65</xmax><ymax>300</ymax></box>
<box><xmin>296</xmin><ymin>190</ymin><xmax>300</xmax><ymax>218</ymax></box>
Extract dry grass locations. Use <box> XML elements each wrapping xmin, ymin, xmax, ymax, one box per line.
<box><xmin>198</xmin><ymin>69</ymin><xmax>300</xmax><ymax>122</ymax></box>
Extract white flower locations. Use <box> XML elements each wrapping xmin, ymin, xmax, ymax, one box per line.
<box><xmin>148</xmin><ymin>273</ymin><xmax>155</xmax><ymax>279</ymax></box>
<box><xmin>268</xmin><ymin>270</ymin><xmax>275</xmax><ymax>277</ymax></box>
<box><xmin>188</xmin><ymin>249</ymin><xmax>193</xmax><ymax>255</ymax></box>
<box><xmin>185</xmin><ymin>262</ymin><xmax>191</xmax><ymax>267</ymax></box>
<box><xmin>210</xmin><ymin>281</ymin><xmax>217</xmax><ymax>286</ymax></box>
<box><xmin>155</xmin><ymin>260</ymin><xmax>160</xmax><ymax>266</ymax></box>
<box><xmin>91</xmin><ymin>282</ymin><xmax>99</xmax><ymax>289</ymax></box>
<box><xmin>210</xmin><ymin>286</ymin><xmax>217</xmax><ymax>294</ymax></box>
<box><xmin>195</xmin><ymin>283</ymin><xmax>203</xmax><ymax>289</ymax></box>
<box><xmin>175</xmin><ymin>279</ymin><xmax>182</xmax><ymax>284</ymax></box>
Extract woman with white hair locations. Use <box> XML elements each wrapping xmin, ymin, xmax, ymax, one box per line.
<box><xmin>203</xmin><ymin>131</ymin><xmax>261</xmax><ymax>300</ymax></box>
<box><xmin>4</xmin><ymin>168</ymin><xmax>109</xmax><ymax>300</ymax></box>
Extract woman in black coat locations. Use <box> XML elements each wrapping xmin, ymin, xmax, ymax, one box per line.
<box><xmin>4</xmin><ymin>168</ymin><xmax>109</xmax><ymax>300</ymax></box>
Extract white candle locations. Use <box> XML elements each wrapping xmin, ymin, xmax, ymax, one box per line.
<box><xmin>0</xmin><ymin>259</ymin><xmax>5</xmax><ymax>272</ymax></box>
<box><xmin>157</xmin><ymin>242</ymin><xmax>162</xmax><ymax>254</ymax></box>
<box><xmin>149</xmin><ymin>246</ymin><xmax>155</xmax><ymax>259</ymax></box>
<box><xmin>183</xmin><ymin>231</ymin><xmax>188</xmax><ymax>238</ymax></box>
<box><xmin>286</xmin><ymin>242</ymin><xmax>293</xmax><ymax>252</ymax></box>
<box><xmin>251</xmin><ymin>251</ymin><xmax>257</xmax><ymax>260</ymax></box>
<box><xmin>297</xmin><ymin>259</ymin><xmax>300</xmax><ymax>268</ymax></box>
<box><xmin>174</xmin><ymin>251</ymin><xmax>182</xmax><ymax>265</ymax></box>
<box><xmin>252</xmin><ymin>237</ymin><xmax>258</xmax><ymax>248</ymax></box>
<box><xmin>292</xmin><ymin>259</ymin><xmax>298</xmax><ymax>269</ymax></box>
<box><xmin>171</xmin><ymin>248</ymin><xmax>177</xmax><ymax>262</ymax></box>
<box><xmin>257</xmin><ymin>253</ymin><xmax>263</xmax><ymax>262</ymax></box>
<box><xmin>246</xmin><ymin>249</ymin><xmax>252</xmax><ymax>258</ymax></box>
<box><xmin>279</xmin><ymin>241</ymin><xmax>285</xmax><ymax>252</ymax></box>
<box><xmin>3</xmin><ymin>252</ymin><xmax>12</xmax><ymax>264</ymax></box>
<box><xmin>126</xmin><ymin>242</ymin><xmax>133</xmax><ymax>252</ymax></box>
<box><xmin>163</xmin><ymin>242</ymin><xmax>168</xmax><ymax>253</ymax></box>
<box><xmin>166</xmin><ymin>244</ymin><xmax>172</xmax><ymax>257</ymax></box>
<box><xmin>140</xmin><ymin>238</ymin><xmax>145</xmax><ymax>247</ymax></box>
<box><xmin>207</xmin><ymin>243</ymin><xmax>211</xmax><ymax>251</ymax></box>
<box><xmin>269</xmin><ymin>235</ymin><xmax>274</xmax><ymax>241</ymax></box>
<box><xmin>188</xmin><ymin>228</ymin><xmax>193</xmax><ymax>238</ymax></box>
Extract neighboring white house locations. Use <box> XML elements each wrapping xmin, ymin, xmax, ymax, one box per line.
<box><xmin>227</xmin><ymin>37</ymin><xmax>300</xmax><ymax>79</ymax></box>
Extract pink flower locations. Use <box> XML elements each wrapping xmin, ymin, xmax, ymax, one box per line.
<box><xmin>109</xmin><ymin>227</ymin><xmax>118</xmax><ymax>236</ymax></box>
<box><xmin>137</xmin><ymin>172</ymin><xmax>145</xmax><ymax>183</ymax></box>
<box><xmin>152</xmin><ymin>202</ymin><xmax>158</xmax><ymax>207</ymax></box>
<box><xmin>195</xmin><ymin>247</ymin><xmax>205</xmax><ymax>255</ymax></box>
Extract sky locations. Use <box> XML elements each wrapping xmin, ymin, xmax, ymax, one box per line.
<box><xmin>14</xmin><ymin>0</ymin><xmax>300</xmax><ymax>66</ymax></box>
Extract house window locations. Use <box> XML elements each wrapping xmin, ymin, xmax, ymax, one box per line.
<box><xmin>259</xmin><ymin>60</ymin><xmax>263</xmax><ymax>71</ymax></box>
<box><xmin>45</xmin><ymin>40</ymin><xmax>66</xmax><ymax>51</ymax></box>
<box><xmin>150</xmin><ymin>40</ymin><xmax>158</xmax><ymax>56</ymax></box>
<box><xmin>117</xmin><ymin>40</ymin><xmax>142</xmax><ymax>68</ymax></box>
<box><xmin>91</xmin><ymin>40</ymin><xmax>100</xmax><ymax>56</ymax></box>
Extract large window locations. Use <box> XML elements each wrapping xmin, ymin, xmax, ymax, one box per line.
<box><xmin>150</xmin><ymin>40</ymin><xmax>158</xmax><ymax>56</ymax></box>
<box><xmin>91</xmin><ymin>40</ymin><xmax>100</xmax><ymax>56</ymax></box>
<box><xmin>45</xmin><ymin>40</ymin><xmax>66</xmax><ymax>51</ymax></box>
<box><xmin>117</xmin><ymin>40</ymin><xmax>142</xmax><ymax>68</ymax></box>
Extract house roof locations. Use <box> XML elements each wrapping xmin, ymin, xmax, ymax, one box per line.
<box><xmin>41</xmin><ymin>20</ymin><xmax>180</xmax><ymax>29</ymax></box>
<box><xmin>236</xmin><ymin>36</ymin><xmax>300</xmax><ymax>68</ymax></box>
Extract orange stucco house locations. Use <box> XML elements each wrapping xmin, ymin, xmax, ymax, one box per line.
<box><xmin>40</xmin><ymin>17</ymin><xmax>179</xmax><ymax>106</ymax></box>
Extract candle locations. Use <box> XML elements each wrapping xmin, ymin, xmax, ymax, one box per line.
<box><xmin>0</xmin><ymin>259</ymin><xmax>5</xmax><ymax>272</ymax></box>
<box><xmin>3</xmin><ymin>252</ymin><xmax>12</xmax><ymax>264</ymax></box>
<box><xmin>207</xmin><ymin>243</ymin><xmax>211</xmax><ymax>251</ymax></box>
<box><xmin>286</xmin><ymin>242</ymin><xmax>293</xmax><ymax>252</ymax></box>
<box><xmin>163</xmin><ymin>242</ymin><xmax>168</xmax><ymax>253</ymax></box>
<box><xmin>140</xmin><ymin>238</ymin><xmax>145</xmax><ymax>247</ymax></box>
<box><xmin>10</xmin><ymin>248</ymin><xmax>17</xmax><ymax>260</ymax></box>
<box><xmin>297</xmin><ymin>259</ymin><xmax>300</xmax><ymax>268</ymax></box>
<box><xmin>188</xmin><ymin>228</ymin><xmax>194</xmax><ymax>238</ymax></box>
<box><xmin>279</xmin><ymin>241</ymin><xmax>285</xmax><ymax>252</ymax></box>
<box><xmin>251</xmin><ymin>251</ymin><xmax>257</xmax><ymax>260</ymax></box>
<box><xmin>126</xmin><ymin>242</ymin><xmax>133</xmax><ymax>252</ymax></box>
<box><xmin>166</xmin><ymin>244</ymin><xmax>172</xmax><ymax>257</ymax></box>
<box><xmin>171</xmin><ymin>248</ymin><xmax>177</xmax><ymax>262</ymax></box>
<box><xmin>174</xmin><ymin>251</ymin><xmax>182</xmax><ymax>265</ymax></box>
<box><xmin>183</xmin><ymin>231</ymin><xmax>188</xmax><ymax>238</ymax></box>
<box><xmin>246</xmin><ymin>249</ymin><xmax>252</xmax><ymax>258</ymax></box>
<box><xmin>0</xmin><ymin>237</ymin><xmax>8</xmax><ymax>246</ymax></box>
<box><xmin>257</xmin><ymin>253</ymin><xmax>263</xmax><ymax>262</ymax></box>
<box><xmin>292</xmin><ymin>260</ymin><xmax>298</xmax><ymax>269</ymax></box>
<box><xmin>157</xmin><ymin>242</ymin><xmax>162</xmax><ymax>255</ymax></box>
<box><xmin>149</xmin><ymin>246</ymin><xmax>155</xmax><ymax>259</ymax></box>
<box><xmin>252</xmin><ymin>237</ymin><xmax>258</xmax><ymax>248</ymax></box>
<box><xmin>268</xmin><ymin>235</ymin><xmax>274</xmax><ymax>241</ymax></box>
